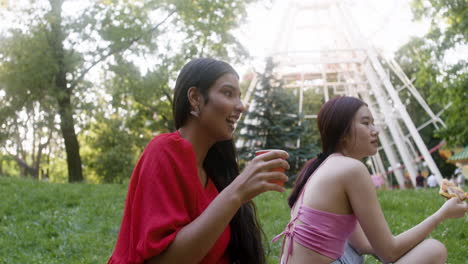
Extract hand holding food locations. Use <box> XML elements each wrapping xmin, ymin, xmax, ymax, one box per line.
<box><xmin>439</xmin><ymin>179</ymin><xmax>467</xmax><ymax>200</ymax></box>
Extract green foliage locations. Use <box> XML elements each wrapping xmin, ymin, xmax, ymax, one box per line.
<box><xmin>174</xmin><ymin>0</ymin><xmax>255</xmax><ymax>61</ymax></box>
<box><xmin>106</xmin><ymin>54</ymin><xmax>181</xmax><ymax>133</ymax></box>
<box><xmin>1</xmin><ymin>178</ymin><xmax>466</xmax><ymax>263</ymax></box>
<box><xmin>0</xmin><ymin>155</ymin><xmax>19</xmax><ymax>176</ymax></box>
<box><xmin>411</xmin><ymin>0</ymin><xmax>467</xmax><ymax>50</ymax></box>
<box><xmin>0</xmin><ymin>0</ymin><xmax>260</xmax><ymax>181</ymax></box>
<box><xmin>0</xmin><ymin>21</ymin><xmax>59</xmax><ymax>176</ymax></box>
<box><xmin>394</xmin><ymin>37</ymin><xmax>443</xmax><ymax>128</ymax></box>
<box><xmin>47</xmin><ymin>156</ymin><xmax>69</xmax><ymax>183</ymax></box>
<box><xmin>429</xmin><ymin>64</ymin><xmax>468</xmax><ymax>146</ymax></box>
<box><xmin>0</xmin><ymin>25</ymin><xmax>58</xmax><ymax>111</ymax></box>
<box><xmin>81</xmin><ymin>114</ymin><xmax>140</xmax><ymax>183</ymax></box>
<box><xmin>237</xmin><ymin>58</ymin><xmax>317</xmax><ymax>179</ymax></box>
<box><xmin>393</xmin><ymin>38</ymin><xmax>458</xmax><ymax>177</ymax></box>
<box><xmin>405</xmin><ymin>0</ymin><xmax>468</xmax><ymax>147</ymax></box>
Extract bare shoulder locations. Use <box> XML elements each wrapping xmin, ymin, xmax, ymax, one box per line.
<box><xmin>326</xmin><ymin>157</ymin><xmax>376</xmax><ymax>199</ymax></box>
<box><xmin>320</xmin><ymin>156</ymin><xmax>372</xmax><ymax>192</ymax></box>
<box><xmin>325</xmin><ymin>155</ymin><xmax>369</xmax><ymax>178</ymax></box>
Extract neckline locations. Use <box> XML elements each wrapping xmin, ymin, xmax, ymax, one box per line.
<box><xmin>174</xmin><ymin>131</ymin><xmax>212</xmax><ymax>191</ymax></box>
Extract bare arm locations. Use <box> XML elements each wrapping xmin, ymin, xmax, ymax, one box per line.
<box><xmin>346</xmin><ymin>162</ymin><xmax>467</xmax><ymax>263</ymax></box>
<box><xmin>147</xmin><ymin>150</ymin><xmax>289</xmax><ymax>263</ymax></box>
<box><xmin>348</xmin><ymin>223</ymin><xmax>373</xmax><ymax>255</ymax></box>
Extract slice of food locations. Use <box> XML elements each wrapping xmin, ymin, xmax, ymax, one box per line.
<box><xmin>439</xmin><ymin>179</ymin><xmax>467</xmax><ymax>200</ymax></box>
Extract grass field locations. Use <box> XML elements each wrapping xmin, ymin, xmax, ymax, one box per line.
<box><xmin>256</xmin><ymin>191</ymin><xmax>468</xmax><ymax>264</ymax></box>
<box><xmin>0</xmin><ymin>177</ymin><xmax>466</xmax><ymax>263</ymax></box>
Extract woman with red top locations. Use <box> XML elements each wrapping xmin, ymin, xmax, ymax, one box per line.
<box><xmin>275</xmin><ymin>96</ymin><xmax>467</xmax><ymax>264</ymax></box>
<box><xmin>107</xmin><ymin>58</ymin><xmax>289</xmax><ymax>264</ymax></box>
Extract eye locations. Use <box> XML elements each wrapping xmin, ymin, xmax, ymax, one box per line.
<box><xmin>223</xmin><ymin>90</ymin><xmax>233</xmax><ymax>97</ymax></box>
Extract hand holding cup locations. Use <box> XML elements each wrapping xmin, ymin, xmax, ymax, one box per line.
<box><xmin>255</xmin><ymin>149</ymin><xmax>288</xmax><ymax>187</ymax></box>
<box><xmin>229</xmin><ymin>149</ymin><xmax>289</xmax><ymax>204</ymax></box>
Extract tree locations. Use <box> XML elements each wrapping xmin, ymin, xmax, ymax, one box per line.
<box><xmin>81</xmin><ymin>113</ymin><xmax>140</xmax><ymax>184</ymax></box>
<box><xmin>407</xmin><ymin>0</ymin><xmax>467</xmax><ymax>147</ymax></box>
<box><xmin>391</xmin><ymin>37</ymin><xmax>459</xmax><ymax>177</ymax></box>
<box><xmin>0</xmin><ymin>102</ymin><xmax>56</xmax><ymax>179</ymax></box>
<box><xmin>237</xmin><ymin>58</ymin><xmax>316</xmax><ymax>179</ymax></box>
<box><xmin>0</xmin><ymin>0</ymin><xmax>258</xmax><ymax>182</ymax></box>
<box><xmin>105</xmin><ymin>54</ymin><xmax>181</xmax><ymax>134</ymax></box>
<box><xmin>0</xmin><ymin>24</ymin><xmax>58</xmax><ymax>178</ymax></box>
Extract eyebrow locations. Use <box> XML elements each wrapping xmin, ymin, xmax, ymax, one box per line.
<box><xmin>221</xmin><ymin>84</ymin><xmax>242</xmax><ymax>96</ymax></box>
<box><xmin>221</xmin><ymin>83</ymin><xmax>238</xmax><ymax>90</ymax></box>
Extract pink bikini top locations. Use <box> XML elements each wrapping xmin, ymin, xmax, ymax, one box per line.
<box><xmin>273</xmin><ymin>154</ymin><xmax>357</xmax><ymax>262</ymax></box>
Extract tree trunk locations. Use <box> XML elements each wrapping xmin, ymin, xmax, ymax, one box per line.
<box><xmin>49</xmin><ymin>0</ymin><xmax>83</xmax><ymax>182</ymax></box>
<box><xmin>57</xmin><ymin>93</ymin><xmax>83</xmax><ymax>182</ymax></box>
<box><xmin>13</xmin><ymin>156</ymin><xmax>37</xmax><ymax>177</ymax></box>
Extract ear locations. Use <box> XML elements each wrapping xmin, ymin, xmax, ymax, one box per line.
<box><xmin>187</xmin><ymin>86</ymin><xmax>201</xmax><ymax>109</ymax></box>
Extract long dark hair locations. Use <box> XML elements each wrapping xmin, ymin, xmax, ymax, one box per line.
<box><xmin>288</xmin><ymin>96</ymin><xmax>366</xmax><ymax>208</ymax></box>
<box><xmin>173</xmin><ymin>58</ymin><xmax>265</xmax><ymax>264</ymax></box>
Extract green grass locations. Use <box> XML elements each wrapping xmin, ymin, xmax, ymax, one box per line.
<box><xmin>1</xmin><ymin>177</ymin><xmax>466</xmax><ymax>263</ymax></box>
<box><xmin>256</xmin><ymin>189</ymin><xmax>468</xmax><ymax>264</ymax></box>
<box><xmin>0</xmin><ymin>177</ymin><xmax>126</xmax><ymax>264</ymax></box>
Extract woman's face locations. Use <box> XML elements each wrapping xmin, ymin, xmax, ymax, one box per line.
<box><xmin>342</xmin><ymin>105</ymin><xmax>379</xmax><ymax>159</ymax></box>
<box><xmin>198</xmin><ymin>73</ymin><xmax>245</xmax><ymax>141</ymax></box>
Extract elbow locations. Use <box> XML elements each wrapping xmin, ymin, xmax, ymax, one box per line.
<box><xmin>374</xmin><ymin>241</ymin><xmax>400</xmax><ymax>263</ymax></box>
<box><xmin>375</xmin><ymin>251</ymin><xmax>400</xmax><ymax>264</ymax></box>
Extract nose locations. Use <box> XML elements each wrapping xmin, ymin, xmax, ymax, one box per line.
<box><xmin>236</xmin><ymin>98</ymin><xmax>246</xmax><ymax>113</ymax></box>
<box><xmin>372</xmin><ymin>124</ymin><xmax>380</xmax><ymax>135</ymax></box>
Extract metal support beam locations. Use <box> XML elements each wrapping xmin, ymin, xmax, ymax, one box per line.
<box><xmin>366</xmin><ymin>48</ymin><xmax>443</xmax><ymax>183</ymax></box>
<box><xmin>240</xmin><ymin>0</ymin><xmax>445</xmax><ymax>188</ymax></box>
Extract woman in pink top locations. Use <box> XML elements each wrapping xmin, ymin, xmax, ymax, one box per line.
<box><xmin>277</xmin><ymin>96</ymin><xmax>467</xmax><ymax>263</ymax></box>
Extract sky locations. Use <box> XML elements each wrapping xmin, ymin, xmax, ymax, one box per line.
<box><xmin>0</xmin><ymin>0</ymin><xmax>429</xmax><ymax>65</ymax></box>
<box><xmin>234</xmin><ymin>0</ymin><xmax>430</xmax><ymax>74</ymax></box>
<box><xmin>0</xmin><ymin>0</ymin><xmax>433</xmax><ymax>106</ymax></box>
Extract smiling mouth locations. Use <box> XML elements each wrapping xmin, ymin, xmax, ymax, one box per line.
<box><xmin>226</xmin><ymin>116</ymin><xmax>239</xmax><ymax>127</ymax></box>
<box><xmin>226</xmin><ymin>119</ymin><xmax>236</xmax><ymax>130</ymax></box>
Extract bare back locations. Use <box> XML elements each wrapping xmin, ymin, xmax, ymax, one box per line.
<box><xmin>283</xmin><ymin>155</ymin><xmax>363</xmax><ymax>263</ymax></box>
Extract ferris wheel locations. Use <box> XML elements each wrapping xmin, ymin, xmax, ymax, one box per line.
<box><xmin>241</xmin><ymin>0</ymin><xmax>445</xmax><ymax>189</ymax></box>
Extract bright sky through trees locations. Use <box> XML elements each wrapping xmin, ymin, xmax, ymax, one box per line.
<box><xmin>1</xmin><ymin>0</ymin><xmax>430</xmax><ymax>72</ymax></box>
<box><xmin>234</xmin><ymin>0</ymin><xmax>430</xmax><ymax>73</ymax></box>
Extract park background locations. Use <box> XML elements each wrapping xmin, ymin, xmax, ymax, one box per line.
<box><xmin>0</xmin><ymin>0</ymin><xmax>467</xmax><ymax>263</ymax></box>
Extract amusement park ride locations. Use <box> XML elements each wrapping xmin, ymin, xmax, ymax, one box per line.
<box><xmin>242</xmin><ymin>0</ymin><xmax>446</xmax><ymax>188</ymax></box>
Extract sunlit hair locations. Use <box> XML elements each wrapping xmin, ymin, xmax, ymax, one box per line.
<box><xmin>288</xmin><ymin>96</ymin><xmax>366</xmax><ymax>207</ymax></box>
<box><xmin>172</xmin><ymin>58</ymin><xmax>266</xmax><ymax>263</ymax></box>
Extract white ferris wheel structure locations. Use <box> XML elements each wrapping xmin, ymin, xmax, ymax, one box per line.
<box><xmin>242</xmin><ymin>0</ymin><xmax>447</xmax><ymax>188</ymax></box>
